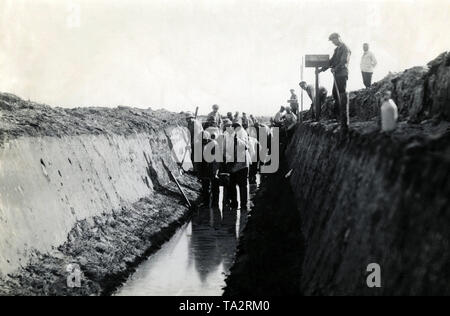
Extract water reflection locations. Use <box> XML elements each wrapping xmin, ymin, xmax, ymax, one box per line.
<box><xmin>190</xmin><ymin>205</ymin><xmax>234</xmax><ymax>284</ymax></box>
<box><xmin>115</xmin><ymin>184</ymin><xmax>254</xmax><ymax>296</ymax></box>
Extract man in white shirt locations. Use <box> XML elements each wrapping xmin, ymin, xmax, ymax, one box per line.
<box><xmin>225</xmin><ymin>122</ymin><xmax>250</xmax><ymax>209</ymax></box>
<box><xmin>273</xmin><ymin>106</ymin><xmax>286</xmax><ymax>127</ymax></box>
<box><xmin>360</xmin><ymin>43</ymin><xmax>378</xmax><ymax>88</ymax></box>
<box><xmin>207</xmin><ymin>104</ymin><xmax>223</xmax><ymax>128</ymax></box>
<box><xmin>284</xmin><ymin>106</ymin><xmax>297</xmax><ymax>136</ymax></box>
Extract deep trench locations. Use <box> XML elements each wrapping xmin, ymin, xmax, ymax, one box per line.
<box><xmin>112</xmin><ymin>178</ymin><xmax>259</xmax><ymax>295</ymax></box>
<box><xmin>223</xmin><ymin>156</ymin><xmax>305</xmax><ymax>296</ymax></box>
<box><xmin>111</xmin><ymin>148</ymin><xmax>306</xmax><ymax>296</ymax></box>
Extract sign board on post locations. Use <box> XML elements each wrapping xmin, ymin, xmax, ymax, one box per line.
<box><xmin>304</xmin><ymin>55</ymin><xmax>330</xmax><ymax>121</ymax></box>
<box><xmin>305</xmin><ymin>55</ymin><xmax>330</xmax><ymax>68</ymax></box>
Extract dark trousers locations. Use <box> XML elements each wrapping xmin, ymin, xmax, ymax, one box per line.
<box><xmin>362</xmin><ymin>71</ymin><xmax>373</xmax><ymax>88</ymax></box>
<box><xmin>229</xmin><ymin>167</ymin><xmax>249</xmax><ymax>209</ymax></box>
<box><xmin>315</xmin><ymin>99</ymin><xmax>321</xmax><ymax>121</ymax></box>
<box><xmin>191</xmin><ymin>152</ymin><xmax>200</xmax><ymax>174</ymax></box>
<box><xmin>332</xmin><ymin>75</ymin><xmax>349</xmax><ymax>131</ymax></box>
<box><xmin>311</xmin><ymin>97</ymin><xmax>325</xmax><ymax>121</ymax></box>
<box><xmin>291</xmin><ymin>103</ymin><xmax>299</xmax><ymax>117</ymax></box>
<box><xmin>249</xmin><ymin>162</ymin><xmax>258</xmax><ymax>184</ymax></box>
<box><xmin>202</xmin><ymin>177</ymin><xmax>220</xmax><ymax>206</ymax></box>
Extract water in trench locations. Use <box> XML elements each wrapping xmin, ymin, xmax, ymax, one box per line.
<box><xmin>115</xmin><ymin>178</ymin><xmax>260</xmax><ymax>296</ymax></box>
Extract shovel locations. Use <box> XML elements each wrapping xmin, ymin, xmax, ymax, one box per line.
<box><xmin>161</xmin><ymin>158</ymin><xmax>192</xmax><ymax>208</ymax></box>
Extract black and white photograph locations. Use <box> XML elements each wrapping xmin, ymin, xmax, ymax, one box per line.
<box><xmin>0</xmin><ymin>0</ymin><xmax>449</xmax><ymax>301</ymax></box>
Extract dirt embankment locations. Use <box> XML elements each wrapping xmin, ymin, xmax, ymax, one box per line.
<box><xmin>0</xmin><ymin>94</ymin><xmax>200</xmax><ymax>296</ymax></box>
<box><xmin>0</xmin><ymin>92</ymin><xmax>186</xmax><ymax>142</ymax></box>
<box><xmin>226</xmin><ymin>53</ymin><xmax>450</xmax><ymax>296</ymax></box>
<box><xmin>288</xmin><ymin>53</ymin><xmax>450</xmax><ymax>295</ymax></box>
<box><xmin>310</xmin><ymin>51</ymin><xmax>450</xmax><ymax>124</ymax></box>
<box><xmin>286</xmin><ymin>122</ymin><xmax>449</xmax><ymax>295</ymax></box>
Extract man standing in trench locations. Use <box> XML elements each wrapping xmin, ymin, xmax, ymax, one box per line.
<box><xmin>227</xmin><ymin>122</ymin><xmax>250</xmax><ymax>210</ymax></box>
<box><xmin>317</xmin><ymin>33</ymin><xmax>351</xmax><ymax>132</ymax></box>
<box><xmin>186</xmin><ymin>112</ymin><xmax>202</xmax><ymax>173</ymax></box>
<box><xmin>207</xmin><ymin>104</ymin><xmax>223</xmax><ymax>128</ymax></box>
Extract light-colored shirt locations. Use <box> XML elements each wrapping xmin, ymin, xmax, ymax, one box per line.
<box><xmin>260</xmin><ymin>124</ymin><xmax>271</xmax><ymax>138</ymax></box>
<box><xmin>233</xmin><ymin>128</ymin><xmax>250</xmax><ymax>172</ymax></box>
<box><xmin>248</xmin><ymin>136</ymin><xmax>259</xmax><ymax>163</ymax></box>
<box><xmin>207</xmin><ymin>111</ymin><xmax>223</xmax><ymax>126</ymax></box>
<box><xmin>289</xmin><ymin>93</ymin><xmax>298</xmax><ymax>105</ymax></box>
<box><xmin>233</xmin><ymin>115</ymin><xmax>242</xmax><ymax>125</ymax></box>
<box><xmin>361</xmin><ymin>51</ymin><xmax>378</xmax><ymax>73</ymax></box>
<box><xmin>304</xmin><ymin>84</ymin><xmax>315</xmax><ymax>103</ymax></box>
<box><xmin>224</xmin><ymin>128</ymin><xmax>251</xmax><ymax>172</ymax></box>
<box><xmin>285</xmin><ymin>112</ymin><xmax>297</xmax><ymax>130</ymax></box>
<box><xmin>274</xmin><ymin>111</ymin><xmax>285</xmax><ymax>123</ymax></box>
<box><xmin>223</xmin><ymin>130</ymin><xmax>236</xmax><ymax>163</ymax></box>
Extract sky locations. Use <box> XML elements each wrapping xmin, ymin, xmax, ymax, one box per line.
<box><xmin>0</xmin><ymin>0</ymin><xmax>449</xmax><ymax>116</ymax></box>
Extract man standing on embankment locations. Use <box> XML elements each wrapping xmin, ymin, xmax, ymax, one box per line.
<box><xmin>317</xmin><ymin>32</ymin><xmax>351</xmax><ymax>132</ymax></box>
<box><xmin>361</xmin><ymin>43</ymin><xmax>378</xmax><ymax>88</ymax></box>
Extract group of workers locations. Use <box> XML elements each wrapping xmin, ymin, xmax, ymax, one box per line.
<box><xmin>185</xmin><ymin>104</ymin><xmax>272</xmax><ymax>210</ymax></box>
<box><xmin>183</xmin><ymin>33</ymin><xmax>381</xmax><ymax>208</ymax></box>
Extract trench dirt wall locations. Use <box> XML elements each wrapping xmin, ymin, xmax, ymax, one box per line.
<box><xmin>286</xmin><ymin>117</ymin><xmax>450</xmax><ymax>296</ymax></box>
<box><xmin>284</xmin><ymin>52</ymin><xmax>450</xmax><ymax>295</ymax></box>
<box><xmin>0</xmin><ymin>93</ymin><xmax>200</xmax><ymax>295</ymax></box>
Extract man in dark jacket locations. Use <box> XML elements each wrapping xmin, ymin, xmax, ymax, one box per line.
<box><xmin>200</xmin><ymin>129</ymin><xmax>221</xmax><ymax>207</ymax></box>
<box><xmin>207</xmin><ymin>104</ymin><xmax>223</xmax><ymax>128</ymax></box>
<box><xmin>287</xmin><ymin>89</ymin><xmax>299</xmax><ymax>116</ymax></box>
<box><xmin>318</xmin><ymin>33</ymin><xmax>351</xmax><ymax>132</ymax></box>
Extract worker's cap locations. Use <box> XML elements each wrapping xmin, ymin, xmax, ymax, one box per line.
<box><xmin>206</xmin><ymin>120</ymin><xmax>218</xmax><ymax>128</ymax></box>
<box><xmin>212</xmin><ymin>104</ymin><xmax>219</xmax><ymax>110</ymax></box>
<box><xmin>328</xmin><ymin>33</ymin><xmax>340</xmax><ymax>41</ymax></box>
<box><xmin>185</xmin><ymin>112</ymin><xmax>195</xmax><ymax>119</ymax></box>
<box><xmin>290</xmin><ymin>89</ymin><xmax>295</xmax><ymax>92</ymax></box>
<box><xmin>232</xmin><ymin>122</ymin><xmax>242</xmax><ymax>128</ymax></box>
<box><xmin>223</xmin><ymin>119</ymin><xmax>232</xmax><ymax>126</ymax></box>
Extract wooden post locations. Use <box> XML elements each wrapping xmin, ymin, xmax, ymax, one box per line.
<box><xmin>305</xmin><ymin>54</ymin><xmax>330</xmax><ymax>121</ymax></box>
<box><xmin>300</xmin><ymin>56</ymin><xmax>304</xmax><ymax>123</ymax></box>
<box><xmin>315</xmin><ymin>66</ymin><xmax>320</xmax><ymax>120</ymax></box>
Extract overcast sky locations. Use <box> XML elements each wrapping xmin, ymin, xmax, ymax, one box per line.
<box><xmin>1</xmin><ymin>0</ymin><xmax>449</xmax><ymax>115</ymax></box>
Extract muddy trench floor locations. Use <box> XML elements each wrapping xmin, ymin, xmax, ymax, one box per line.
<box><xmin>224</xmin><ymin>159</ymin><xmax>305</xmax><ymax>296</ymax></box>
